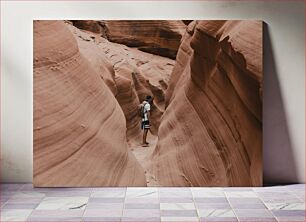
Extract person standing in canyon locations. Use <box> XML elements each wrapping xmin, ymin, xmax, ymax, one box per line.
<box><xmin>141</xmin><ymin>95</ymin><xmax>153</xmax><ymax>147</ymax></box>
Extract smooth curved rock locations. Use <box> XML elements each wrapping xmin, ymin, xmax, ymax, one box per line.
<box><xmin>151</xmin><ymin>20</ymin><xmax>263</xmax><ymax>186</ymax></box>
<box><xmin>71</xmin><ymin>29</ymin><xmax>118</xmax><ymax>96</ymax></box>
<box><xmin>68</xmin><ymin>24</ymin><xmax>174</xmax><ymax>144</ymax></box>
<box><xmin>33</xmin><ymin>21</ymin><xmax>146</xmax><ymax>186</ymax></box>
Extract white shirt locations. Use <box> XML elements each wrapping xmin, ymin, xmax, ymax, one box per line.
<box><xmin>142</xmin><ymin>102</ymin><xmax>151</xmax><ymax>121</ymax></box>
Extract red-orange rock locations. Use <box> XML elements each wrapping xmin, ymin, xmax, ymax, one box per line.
<box><xmin>71</xmin><ymin>20</ymin><xmax>186</xmax><ymax>59</ymax></box>
<box><xmin>33</xmin><ymin>21</ymin><xmax>146</xmax><ymax>186</ymax></box>
<box><xmin>151</xmin><ymin>20</ymin><xmax>263</xmax><ymax>186</ymax></box>
<box><xmin>70</xmin><ymin>20</ymin><xmax>105</xmax><ymax>34</ymax></box>
<box><xmin>68</xmin><ymin>24</ymin><xmax>174</xmax><ymax>144</ymax></box>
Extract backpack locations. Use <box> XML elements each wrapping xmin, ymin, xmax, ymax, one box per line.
<box><xmin>138</xmin><ymin>101</ymin><xmax>146</xmax><ymax>118</ymax></box>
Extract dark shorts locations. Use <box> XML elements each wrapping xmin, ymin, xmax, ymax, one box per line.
<box><xmin>141</xmin><ymin>120</ymin><xmax>150</xmax><ymax>130</ymax></box>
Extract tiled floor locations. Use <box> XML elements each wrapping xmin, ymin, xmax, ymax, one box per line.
<box><xmin>0</xmin><ymin>184</ymin><xmax>305</xmax><ymax>222</ymax></box>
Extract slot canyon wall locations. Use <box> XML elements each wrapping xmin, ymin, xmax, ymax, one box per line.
<box><xmin>33</xmin><ymin>21</ymin><xmax>147</xmax><ymax>186</ymax></box>
<box><xmin>151</xmin><ymin>20</ymin><xmax>262</xmax><ymax>186</ymax></box>
<box><xmin>67</xmin><ymin>20</ymin><xmax>185</xmax><ymax>144</ymax></box>
<box><xmin>33</xmin><ymin>20</ymin><xmax>262</xmax><ymax>187</ymax></box>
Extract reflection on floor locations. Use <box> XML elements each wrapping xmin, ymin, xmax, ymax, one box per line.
<box><xmin>0</xmin><ymin>184</ymin><xmax>305</xmax><ymax>222</ymax></box>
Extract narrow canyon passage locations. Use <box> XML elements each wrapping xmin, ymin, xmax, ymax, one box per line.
<box><xmin>129</xmin><ymin>132</ymin><xmax>159</xmax><ymax>186</ymax></box>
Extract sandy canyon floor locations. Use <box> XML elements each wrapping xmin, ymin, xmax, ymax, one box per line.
<box><xmin>129</xmin><ymin>133</ymin><xmax>159</xmax><ymax>186</ymax></box>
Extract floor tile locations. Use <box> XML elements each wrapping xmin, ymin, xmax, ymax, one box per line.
<box><xmin>27</xmin><ymin>216</ymin><xmax>83</xmax><ymax>221</ymax></box>
<box><xmin>160</xmin><ymin>203</ymin><xmax>196</xmax><ymax>210</ymax></box>
<box><xmin>194</xmin><ymin>197</ymin><xmax>228</xmax><ymax>203</ymax></box>
<box><xmin>160</xmin><ymin>197</ymin><xmax>194</xmax><ymax>203</ymax></box>
<box><xmin>257</xmin><ymin>192</ymin><xmax>300</xmax><ymax>203</ymax></box>
<box><xmin>196</xmin><ymin>203</ymin><xmax>231</xmax><ymax>209</ymax></box>
<box><xmin>261</xmin><ymin>198</ymin><xmax>302</xmax><ymax>204</ymax></box>
<box><xmin>91</xmin><ymin>190</ymin><xmax>125</xmax><ymax>198</ymax></box>
<box><xmin>126</xmin><ymin>188</ymin><xmax>158</xmax><ymax>198</ymax></box>
<box><xmin>83</xmin><ymin>209</ymin><xmax>123</xmax><ymax>217</ymax></box>
<box><xmin>21</xmin><ymin>184</ymin><xmax>92</xmax><ymax>192</ymax></box>
<box><xmin>256</xmin><ymin>191</ymin><xmax>294</xmax><ymax>197</ymax></box>
<box><xmin>159</xmin><ymin>188</ymin><xmax>191</xmax><ymax>192</ymax></box>
<box><xmin>192</xmin><ymin>188</ymin><xmax>225</xmax><ymax>197</ymax></box>
<box><xmin>1</xmin><ymin>184</ymin><xmax>24</xmax><ymax>191</ymax></box>
<box><xmin>291</xmin><ymin>191</ymin><xmax>305</xmax><ymax>201</ymax></box>
<box><xmin>86</xmin><ymin>202</ymin><xmax>123</xmax><ymax>209</ymax></box>
<box><xmin>265</xmin><ymin>202</ymin><xmax>305</xmax><ymax>210</ymax></box>
<box><xmin>44</xmin><ymin>191</ymin><xmax>91</xmax><ymax>197</ymax></box>
<box><xmin>293</xmin><ymin>190</ymin><xmax>305</xmax><ymax>195</ymax></box>
<box><xmin>253</xmin><ymin>186</ymin><xmax>289</xmax><ymax>193</ymax></box>
<box><xmin>272</xmin><ymin>209</ymin><xmax>305</xmax><ymax>217</ymax></box>
<box><xmin>10</xmin><ymin>191</ymin><xmax>45</xmax><ymax>198</ymax></box>
<box><xmin>200</xmin><ymin>217</ymin><xmax>238</xmax><ymax>222</ymax></box>
<box><xmin>6</xmin><ymin>192</ymin><xmax>45</xmax><ymax>205</ymax></box>
<box><xmin>29</xmin><ymin>209</ymin><xmax>84</xmax><ymax>218</ymax></box>
<box><xmin>122</xmin><ymin>209</ymin><xmax>160</xmax><ymax>217</ymax></box>
<box><xmin>1</xmin><ymin>196</ymin><xmax>11</xmax><ymax>206</ymax></box>
<box><xmin>122</xmin><ymin>217</ymin><xmax>161</xmax><ymax>221</ymax></box>
<box><xmin>1</xmin><ymin>183</ymin><xmax>305</xmax><ymax>222</ymax></box>
<box><xmin>36</xmin><ymin>196</ymin><xmax>88</xmax><ymax>210</ymax></box>
<box><xmin>89</xmin><ymin>197</ymin><xmax>125</xmax><ymax>203</ymax></box>
<box><xmin>91</xmin><ymin>187</ymin><xmax>126</xmax><ymax>191</ymax></box>
<box><xmin>236</xmin><ymin>217</ymin><xmax>277</xmax><ymax>222</ymax></box>
<box><xmin>228</xmin><ymin>197</ymin><xmax>263</xmax><ymax>204</ymax></box>
<box><xmin>230</xmin><ymin>202</ymin><xmax>266</xmax><ymax>209</ymax></box>
<box><xmin>225</xmin><ymin>191</ymin><xmax>258</xmax><ymax>198</ymax></box>
<box><xmin>83</xmin><ymin>217</ymin><xmax>121</xmax><ymax>222</ymax></box>
<box><xmin>234</xmin><ymin>209</ymin><xmax>274</xmax><ymax>218</ymax></box>
<box><xmin>6</xmin><ymin>197</ymin><xmax>44</xmax><ymax>204</ymax></box>
<box><xmin>161</xmin><ymin>216</ymin><xmax>199</xmax><ymax>222</ymax></box>
<box><xmin>0</xmin><ymin>209</ymin><xmax>33</xmax><ymax>221</ymax></box>
<box><xmin>2</xmin><ymin>203</ymin><xmax>39</xmax><ymax>209</ymax></box>
<box><xmin>276</xmin><ymin>218</ymin><xmax>306</xmax><ymax>222</ymax></box>
<box><xmin>125</xmin><ymin>203</ymin><xmax>159</xmax><ymax>209</ymax></box>
<box><xmin>198</xmin><ymin>209</ymin><xmax>235</xmax><ymax>217</ymax></box>
<box><xmin>222</xmin><ymin>188</ymin><xmax>253</xmax><ymax>192</ymax></box>
<box><xmin>286</xmin><ymin>184</ymin><xmax>305</xmax><ymax>190</ymax></box>
<box><xmin>160</xmin><ymin>189</ymin><xmax>192</xmax><ymax>198</ymax></box>
<box><xmin>125</xmin><ymin>197</ymin><xmax>159</xmax><ymax>203</ymax></box>
<box><xmin>19</xmin><ymin>184</ymin><xmax>38</xmax><ymax>191</ymax></box>
<box><xmin>161</xmin><ymin>209</ymin><xmax>198</xmax><ymax>217</ymax></box>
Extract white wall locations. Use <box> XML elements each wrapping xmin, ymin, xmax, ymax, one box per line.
<box><xmin>1</xmin><ymin>1</ymin><xmax>305</xmax><ymax>184</ymax></box>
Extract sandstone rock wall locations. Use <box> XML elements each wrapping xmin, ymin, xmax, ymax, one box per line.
<box><xmin>71</xmin><ymin>20</ymin><xmax>186</xmax><ymax>59</ymax></box>
<box><xmin>151</xmin><ymin>20</ymin><xmax>263</xmax><ymax>186</ymax></box>
<box><xmin>33</xmin><ymin>21</ymin><xmax>146</xmax><ymax>186</ymax></box>
<box><xmin>68</xmin><ymin>24</ymin><xmax>174</xmax><ymax>145</ymax></box>
<box><xmin>71</xmin><ymin>20</ymin><xmax>105</xmax><ymax>35</ymax></box>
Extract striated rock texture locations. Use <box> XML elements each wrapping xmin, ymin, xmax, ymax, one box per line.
<box><xmin>71</xmin><ymin>20</ymin><xmax>186</xmax><ymax>59</ymax></box>
<box><xmin>151</xmin><ymin>20</ymin><xmax>263</xmax><ymax>186</ymax></box>
<box><xmin>33</xmin><ymin>21</ymin><xmax>146</xmax><ymax>186</ymax></box>
<box><xmin>67</xmin><ymin>23</ymin><xmax>175</xmax><ymax>145</ymax></box>
<box><xmin>71</xmin><ymin>20</ymin><xmax>105</xmax><ymax>34</ymax></box>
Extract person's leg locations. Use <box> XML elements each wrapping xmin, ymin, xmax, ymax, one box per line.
<box><xmin>143</xmin><ymin>129</ymin><xmax>148</xmax><ymax>145</ymax></box>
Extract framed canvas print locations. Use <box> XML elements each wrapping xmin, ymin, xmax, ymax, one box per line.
<box><xmin>33</xmin><ymin>20</ymin><xmax>262</xmax><ymax>187</ymax></box>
